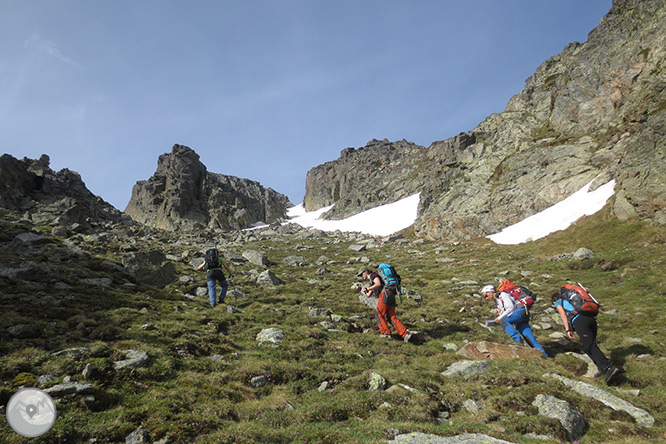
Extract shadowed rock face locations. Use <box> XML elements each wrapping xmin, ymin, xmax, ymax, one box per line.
<box><xmin>303</xmin><ymin>0</ymin><xmax>666</xmax><ymax>240</ymax></box>
<box><xmin>0</xmin><ymin>153</ymin><xmax>122</xmax><ymax>229</ymax></box>
<box><xmin>124</xmin><ymin>145</ymin><xmax>292</xmax><ymax>231</ymax></box>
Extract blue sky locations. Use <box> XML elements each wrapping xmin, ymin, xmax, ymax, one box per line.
<box><xmin>1</xmin><ymin>1</ymin><xmax>612</xmax><ymax>211</ymax></box>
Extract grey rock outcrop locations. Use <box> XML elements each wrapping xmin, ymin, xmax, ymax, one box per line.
<box><xmin>303</xmin><ymin>139</ymin><xmax>426</xmax><ymax>219</ymax></box>
<box><xmin>0</xmin><ymin>153</ymin><xmax>123</xmax><ymax>228</ymax></box>
<box><xmin>125</xmin><ymin>145</ymin><xmax>292</xmax><ymax>231</ymax></box>
<box><xmin>303</xmin><ymin>0</ymin><xmax>666</xmax><ymax>240</ymax></box>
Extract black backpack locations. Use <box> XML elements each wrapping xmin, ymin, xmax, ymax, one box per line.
<box><xmin>204</xmin><ymin>248</ymin><xmax>220</xmax><ymax>269</ymax></box>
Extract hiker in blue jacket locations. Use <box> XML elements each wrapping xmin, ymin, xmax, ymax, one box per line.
<box><xmin>551</xmin><ymin>292</ymin><xmax>621</xmax><ymax>384</ymax></box>
<box><xmin>481</xmin><ymin>285</ymin><xmax>548</xmax><ymax>357</ymax></box>
<box><xmin>198</xmin><ymin>248</ymin><xmax>234</xmax><ymax>307</ymax></box>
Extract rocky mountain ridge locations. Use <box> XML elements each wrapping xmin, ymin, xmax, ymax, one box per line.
<box><xmin>124</xmin><ymin>144</ymin><xmax>292</xmax><ymax>231</ymax></box>
<box><xmin>303</xmin><ymin>0</ymin><xmax>666</xmax><ymax>240</ymax></box>
<box><xmin>0</xmin><ymin>153</ymin><xmax>125</xmax><ymax>233</ymax></box>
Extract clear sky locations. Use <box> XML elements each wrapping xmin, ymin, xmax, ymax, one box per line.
<box><xmin>1</xmin><ymin>1</ymin><xmax>612</xmax><ymax>211</ymax></box>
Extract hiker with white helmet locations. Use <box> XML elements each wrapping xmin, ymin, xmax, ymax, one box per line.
<box><xmin>481</xmin><ymin>284</ymin><xmax>548</xmax><ymax>357</ymax></box>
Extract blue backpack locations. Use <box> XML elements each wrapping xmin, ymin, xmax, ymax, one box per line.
<box><xmin>378</xmin><ymin>263</ymin><xmax>401</xmax><ymax>288</ymax></box>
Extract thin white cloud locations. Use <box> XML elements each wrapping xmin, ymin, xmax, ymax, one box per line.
<box><xmin>24</xmin><ymin>33</ymin><xmax>82</xmax><ymax>67</ymax></box>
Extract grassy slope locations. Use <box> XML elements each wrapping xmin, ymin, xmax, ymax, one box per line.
<box><xmin>0</xmin><ymin>206</ymin><xmax>664</xmax><ymax>443</ymax></box>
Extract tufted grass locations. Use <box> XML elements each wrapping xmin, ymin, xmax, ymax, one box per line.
<box><xmin>0</xmin><ymin>205</ymin><xmax>665</xmax><ymax>443</ymax></box>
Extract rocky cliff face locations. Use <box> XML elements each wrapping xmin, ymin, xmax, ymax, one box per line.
<box><xmin>303</xmin><ymin>139</ymin><xmax>427</xmax><ymax>219</ymax></box>
<box><xmin>124</xmin><ymin>145</ymin><xmax>292</xmax><ymax>231</ymax></box>
<box><xmin>0</xmin><ymin>153</ymin><xmax>123</xmax><ymax>230</ymax></box>
<box><xmin>303</xmin><ymin>0</ymin><xmax>665</xmax><ymax>240</ymax></box>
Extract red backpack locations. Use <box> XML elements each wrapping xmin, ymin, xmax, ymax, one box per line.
<box><xmin>497</xmin><ymin>280</ymin><xmax>536</xmax><ymax>309</ymax></box>
<box><xmin>560</xmin><ymin>283</ymin><xmax>600</xmax><ymax>317</ymax></box>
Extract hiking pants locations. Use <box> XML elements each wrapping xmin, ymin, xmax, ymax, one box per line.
<box><xmin>206</xmin><ymin>269</ymin><xmax>228</xmax><ymax>306</ymax></box>
<box><xmin>501</xmin><ymin>308</ymin><xmax>548</xmax><ymax>357</ymax></box>
<box><xmin>572</xmin><ymin>314</ymin><xmax>612</xmax><ymax>372</ymax></box>
<box><xmin>376</xmin><ymin>291</ymin><xmax>408</xmax><ymax>338</ymax></box>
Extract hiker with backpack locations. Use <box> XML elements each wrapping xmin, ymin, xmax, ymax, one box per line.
<box><xmin>198</xmin><ymin>248</ymin><xmax>234</xmax><ymax>308</ymax></box>
<box><xmin>481</xmin><ymin>283</ymin><xmax>548</xmax><ymax>357</ymax></box>
<box><xmin>552</xmin><ymin>283</ymin><xmax>621</xmax><ymax>384</ymax></box>
<box><xmin>357</xmin><ymin>265</ymin><xmax>412</xmax><ymax>343</ymax></box>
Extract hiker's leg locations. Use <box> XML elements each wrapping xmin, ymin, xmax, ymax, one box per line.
<box><xmin>516</xmin><ymin>322</ymin><xmax>548</xmax><ymax>357</ymax></box>
<box><xmin>376</xmin><ymin>300</ymin><xmax>393</xmax><ymax>335</ymax></box>
<box><xmin>207</xmin><ymin>280</ymin><xmax>217</xmax><ymax>307</ymax></box>
<box><xmin>500</xmin><ymin>312</ymin><xmax>524</xmax><ymax>343</ymax></box>
<box><xmin>218</xmin><ymin>279</ymin><xmax>229</xmax><ymax>303</ymax></box>
<box><xmin>573</xmin><ymin>315</ymin><xmax>611</xmax><ymax>372</ymax></box>
<box><xmin>386</xmin><ymin>305</ymin><xmax>408</xmax><ymax>338</ymax></box>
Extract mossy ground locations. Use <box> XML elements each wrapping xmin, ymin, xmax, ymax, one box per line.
<box><xmin>1</xmin><ymin>206</ymin><xmax>664</xmax><ymax>443</ymax></box>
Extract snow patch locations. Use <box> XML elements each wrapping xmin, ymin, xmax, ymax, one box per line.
<box><xmin>286</xmin><ymin>193</ymin><xmax>421</xmax><ymax>237</ymax></box>
<box><xmin>487</xmin><ymin>179</ymin><xmax>616</xmax><ymax>244</ymax></box>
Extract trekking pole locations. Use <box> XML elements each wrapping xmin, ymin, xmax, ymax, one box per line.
<box><xmin>230</xmin><ymin>277</ymin><xmax>237</xmax><ymax>306</ymax></box>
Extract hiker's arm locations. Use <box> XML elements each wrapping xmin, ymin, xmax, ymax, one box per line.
<box><xmin>223</xmin><ymin>262</ymin><xmax>233</xmax><ymax>276</ymax></box>
<box><xmin>367</xmin><ymin>277</ymin><xmax>382</xmax><ymax>292</ymax></box>
<box><xmin>197</xmin><ymin>262</ymin><xmax>205</xmax><ymax>270</ymax></box>
<box><xmin>555</xmin><ymin>305</ymin><xmax>575</xmax><ymax>339</ymax></box>
<box><xmin>495</xmin><ymin>293</ymin><xmax>514</xmax><ymax>323</ymax></box>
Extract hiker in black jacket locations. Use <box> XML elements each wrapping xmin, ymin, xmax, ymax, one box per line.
<box><xmin>198</xmin><ymin>248</ymin><xmax>234</xmax><ymax>307</ymax></box>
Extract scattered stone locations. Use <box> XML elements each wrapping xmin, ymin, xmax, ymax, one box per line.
<box><xmin>309</xmin><ymin>308</ymin><xmax>332</xmax><ymax>317</ymax></box>
<box><xmin>282</xmin><ymin>255</ymin><xmax>306</xmax><ymax>266</ymax></box>
<box><xmin>368</xmin><ymin>372</ymin><xmax>387</xmax><ymax>391</ymax></box>
<box><xmin>37</xmin><ymin>375</ymin><xmax>56</xmax><ymax>387</ymax></box>
<box><xmin>6</xmin><ymin>323</ymin><xmax>42</xmax><ymax>339</ymax></box>
<box><xmin>82</xmin><ymin>364</ymin><xmax>95</xmax><ymax>380</ymax></box>
<box><xmin>44</xmin><ymin>382</ymin><xmax>94</xmax><ymax>397</ymax></box>
<box><xmin>573</xmin><ymin>247</ymin><xmax>594</xmax><ymax>261</ymax></box>
<box><xmin>256</xmin><ymin>328</ymin><xmax>285</xmax><ymax>346</ymax></box>
<box><xmin>318</xmin><ymin>381</ymin><xmax>329</xmax><ymax>392</ymax></box>
<box><xmin>443</xmin><ymin>343</ymin><xmax>459</xmax><ymax>352</ymax></box>
<box><xmin>348</xmin><ymin>244</ymin><xmax>366</xmax><ymax>252</ymax></box>
<box><xmin>125</xmin><ymin>426</ymin><xmax>149</xmax><ymax>444</ymax></box>
<box><xmin>256</xmin><ymin>269</ymin><xmax>283</xmax><ymax>286</ymax></box>
<box><xmin>242</xmin><ymin>249</ymin><xmax>270</xmax><ymax>267</ymax></box>
<box><xmin>250</xmin><ymin>375</ymin><xmax>268</xmax><ymax>388</ymax></box>
<box><xmin>227</xmin><ymin>288</ymin><xmax>245</xmax><ymax>300</ymax></box>
<box><xmin>52</xmin><ymin>347</ymin><xmax>90</xmax><ymax>360</ymax></box>
<box><xmin>113</xmin><ymin>349</ymin><xmax>150</xmax><ymax>370</ymax></box>
<box><xmin>463</xmin><ymin>399</ymin><xmax>485</xmax><ymax>414</ymax></box>
<box><xmin>441</xmin><ymin>360</ymin><xmax>491</xmax><ymax>379</ymax></box>
<box><xmin>532</xmin><ymin>394</ymin><xmax>587</xmax><ymax>441</ymax></box>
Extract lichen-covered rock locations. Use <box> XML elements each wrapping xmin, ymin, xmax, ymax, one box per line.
<box><xmin>532</xmin><ymin>394</ymin><xmax>588</xmax><ymax>441</ymax></box>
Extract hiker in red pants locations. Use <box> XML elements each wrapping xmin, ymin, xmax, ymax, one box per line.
<box><xmin>358</xmin><ymin>266</ymin><xmax>412</xmax><ymax>342</ymax></box>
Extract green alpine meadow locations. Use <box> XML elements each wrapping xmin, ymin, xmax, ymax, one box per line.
<box><xmin>1</xmin><ymin>205</ymin><xmax>665</xmax><ymax>443</ymax></box>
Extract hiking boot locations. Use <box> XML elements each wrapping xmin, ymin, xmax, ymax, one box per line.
<box><xmin>593</xmin><ymin>370</ymin><xmax>604</xmax><ymax>378</ymax></box>
<box><xmin>605</xmin><ymin>366</ymin><xmax>621</xmax><ymax>384</ymax></box>
<box><xmin>403</xmin><ymin>333</ymin><xmax>413</xmax><ymax>343</ymax></box>
<box><xmin>379</xmin><ymin>334</ymin><xmax>391</xmax><ymax>339</ymax></box>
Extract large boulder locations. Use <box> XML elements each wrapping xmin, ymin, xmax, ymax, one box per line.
<box><xmin>457</xmin><ymin>341</ymin><xmax>544</xmax><ymax>360</ymax></box>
